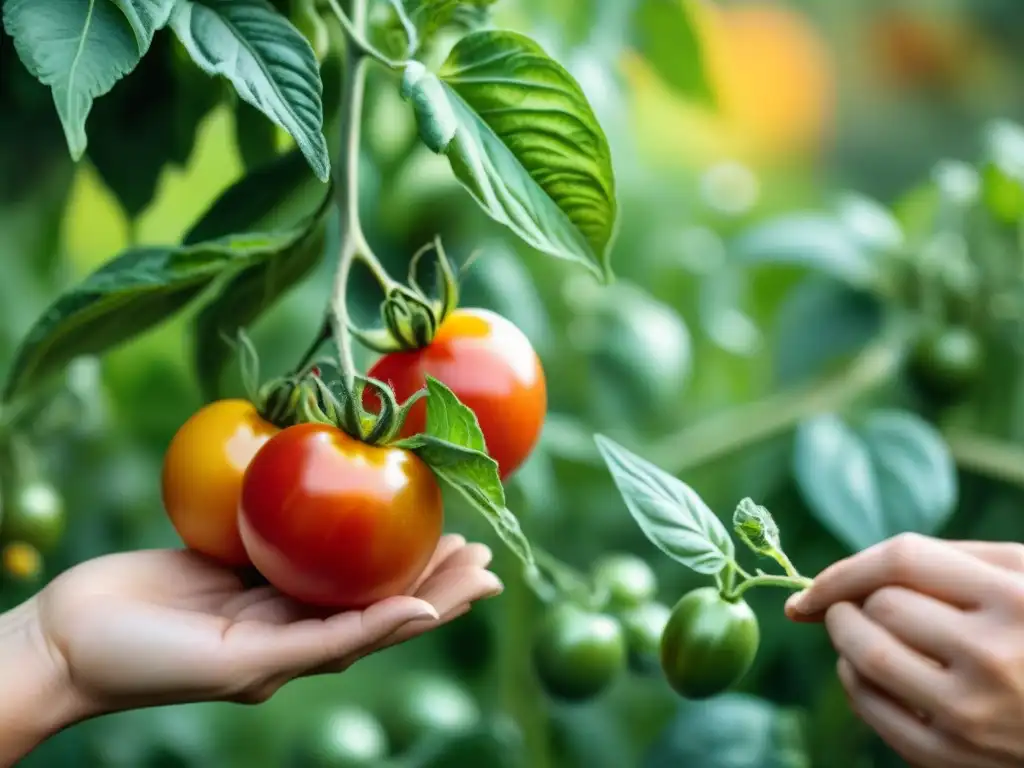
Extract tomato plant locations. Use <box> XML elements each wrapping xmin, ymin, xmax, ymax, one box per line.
<box><xmin>659</xmin><ymin>587</ymin><xmax>760</xmax><ymax>700</ymax></box>
<box><xmin>532</xmin><ymin>602</ymin><xmax>627</xmax><ymax>702</ymax></box>
<box><xmin>366</xmin><ymin>308</ymin><xmax>547</xmax><ymax>480</ymax></box>
<box><xmin>0</xmin><ymin>479</ymin><xmax>65</xmax><ymax>554</ymax></box>
<box><xmin>291</xmin><ymin>706</ymin><xmax>390</xmax><ymax>768</ymax></box>
<box><xmin>907</xmin><ymin>325</ymin><xmax>983</xmax><ymax>403</ymax></box>
<box><xmin>590</xmin><ymin>553</ymin><xmax>658</xmax><ymax>611</ymax></box>
<box><xmin>618</xmin><ymin>601</ymin><xmax>671</xmax><ymax>673</ymax></box>
<box><xmin>381</xmin><ymin>674</ymin><xmax>481</xmax><ymax>753</ymax></box>
<box><xmin>161</xmin><ymin>399</ymin><xmax>280</xmax><ymax>566</ymax></box>
<box><xmin>239</xmin><ymin>422</ymin><xmax>444</xmax><ymax>608</ymax></box>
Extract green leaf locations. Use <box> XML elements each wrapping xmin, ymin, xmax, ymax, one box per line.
<box><xmin>644</xmin><ymin>694</ymin><xmax>809</xmax><ymax>768</ymax></box>
<box><xmin>772</xmin><ymin>276</ymin><xmax>883</xmax><ymax>387</ymax></box>
<box><xmin>594</xmin><ymin>434</ymin><xmax>734</xmax><ymax>575</ymax></box>
<box><xmin>86</xmin><ymin>34</ymin><xmax>221</xmax><ymax>219</ymax></box>
<box><xmin>731</xmin><ymin>213</ymin><xmax>882</xmax><ymax>289</ymax></box>
<box><xmin>433</xmin><ymin>30</ymin><xmax>617</xmax><ymax>280</ymax></box>
<box><xmin>402</xmin><ymin>62</ymin><xmax>458</xmax><ymax>154</ymax></box>
<box><xmin>184</xmin><ymin>151</ymin><xmax>328</xmax><ymax>244</ymax></box>
<box><xmin>793</xmin><ymin>410</ymin><xmax>958</xmax><ymax>553</ymax></box>
<box><xmin>3</xmin><ymin>232</ymin><xmax>298</xmax><ymax>403</ymax></box>
<box><xmin>631</xmin><ymin>0</ymin><xmax>714</xmax><ymax>106</ymax></box>
<box><xmin>169</xmin><ymin>0</ymin><xmax>330</xmax><ymax>182</ymax></box>
<box><xmin>732</xmin><ymin>498</ymin><xmax>780</xmax><ymax>558</ymax></box>
<box><xmin>395</xmin><ymin>377</ymin><xmax>534</xmax><ymax>568</ymax></box>
<box><xmin>192</xmin><ymin>166</ymin><xmax>335</xmax><ymax>400</ymax></box>
<box><xmin>3</xmin><ymin>0</ymin><xmax>177</xmax><ymax>159</ymax></box>
<box><xmin>234</xmin><ymin>98</ymin><xmax>281</xmax><ymax>172</ymax></box>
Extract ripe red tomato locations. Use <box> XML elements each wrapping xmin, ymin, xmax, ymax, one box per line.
<box><xmin>366</xmin><ymin>308</ymin><xmax>546</xmax><ymax>479</ymax></box>
<box><xmin>162</xmin><ymin>399</ymin><xmax>279</xmax><ymax>566</ymax></box>
<box><xmin>238</xmin><ymin>423</ymin><xmax>444</xmax><ymax>609</ymax></box>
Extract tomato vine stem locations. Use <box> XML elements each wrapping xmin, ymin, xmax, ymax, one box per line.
<box><xmin>944</xmin><ymin>428</ymin><xmax>1024</xmax><ymax>490</ymax></box>
<box><xmin>649</xmin><ymin>334</ymin><xmax>907</xmax><ymax>474</ymax></box>
<box><xmin>324</xmin><ymin>0</ymin><xmax>401</xmax><ymax>69</ymax></box>
<box><xmin>723</xmin><ymin>573</ymin><xmax>812</xmax><ymax>602</ymax></box>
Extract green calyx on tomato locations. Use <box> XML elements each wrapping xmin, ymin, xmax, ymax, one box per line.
<box><xmin>660</xmin><ymin>587</ymin><xmax>760</xmax><ymax>700</ymax></box>
<box><xmin>293</xmin><ymin>706</ymin><xmax>391</xmax><ymax>768</ymax></box>
<box><xmin>591</xmin><ymin>553</ymin><xmax>658</xmax><ymax>610</ymax></box>
<box><xmin>533</xmin><ymin>602</ymin><xmax>627</xmax><ymax>702</ymax></box>
<box><xmin>238</xmin><ymin>421</ymin><xmax>444</xmax><ymax>609</ymax></box>
<box><xmin>349</xmin><ymin>236</ymin><xmax>460</xmax><ymax>354</ymax></box>
<box><xmin>619</xmin><ymin>601</ymin><xmax>671</xmax><ymax>674</ymax></box>
<box><xmin>382</xmin><ymin>675</ymin><xmax>482</xmax><ymax>754</ymax></box>
<box><xmin>907</xmin><ymin>325</ymin><xmax>982</xmax><ymax>403</ymax></box>
<box><xmin>365</xmin><ymin>307</ymin><xmax>547</xmax><ymax>479</ymax></box>
<box><xmin>0</xmin><ymin>480</ymin><xmax>65</xmax><ymax>554</ymax></box>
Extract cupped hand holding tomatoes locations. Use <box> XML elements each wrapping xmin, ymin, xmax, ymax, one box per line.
<box><xmin>161</xmin><ymin>399</ymin><xmax>279</xmax><ymax>565</ymax></box>
<box><xmin>238</xmin><ymin>423</ymin><xmax>444</xmax><ymax>609</ymax></box>
<box><xmin>365</xmin><ymin>308</ymin><xmax>547</xmax><ymax>480</ymax></box>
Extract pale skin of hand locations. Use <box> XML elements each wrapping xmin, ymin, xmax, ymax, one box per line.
<box><xmin>0</xmin><ymin>533</ymin><xmax>502</xmax><ymax>767</ymax></box>
<box><xmin>785</xmin><ymin>532</ymin><xmax>1024</xmax><ymax>768</ymax></box>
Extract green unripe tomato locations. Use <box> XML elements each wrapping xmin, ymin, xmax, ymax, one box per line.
<box><xmin>591</xmin><ymin>553</ymin><xmax>658</xmax><ymax>611</ymax></box>
<box><xmin>2</xmin><ymin>481</ymin><xmax>65</xmax><ymax>553</ymax></box>
<box><xmin>619</xmin><ymin>601</ymin><xmax>671</xmax><ymax>674</ymax></box>
<box><xmin>291</xmin><ymin>706</ymin><xmax>389</xmax><ymax>767</ymax></box>
<box><xmin>533</xmin><ymin>603</ymin><xmax>627</xmax><ymax>702</ymax></box>
<box><xmin>660</xmin><ymin>587</ymin><xmax>760</xmax><ymax>700</ymax></box>
<box><xmin>907</xmin><ymin>325</ymin><xmax>982</xmax><ymax>404</ymax></box>
<box><xmin>382</xmin><ymin>674</ymin><xmax>481</xmax><ymax>753</ymax></box>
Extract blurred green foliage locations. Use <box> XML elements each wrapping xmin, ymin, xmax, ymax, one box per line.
<box><xmin>5</xmin><ymin>0</ymin><xmax>1024</xmax><ymax>766</ymax></box>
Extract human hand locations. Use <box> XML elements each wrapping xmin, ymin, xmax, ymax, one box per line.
<box><xmin>24</xmin><ymin>533</ymin><xmax>501</xmax><ymax>720</ymax></box>
<box><xmin>785</xmin><ymin>533</ymin><xmax>1024</xmax><ymax>768</ymax></box>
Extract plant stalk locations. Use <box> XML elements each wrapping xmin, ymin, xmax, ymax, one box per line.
<box><xmin>944</xmin><ymin>429</ymin><xmax>1024</xmax><ymax>490</ymax></box>
<box><xmin>649</xmin><ymin>335</ymin><xmax>905</xmax><ymax>474</ymax></box>
<box><xmin>725</xmin><ymin>573</ymin><xmax>812</xmax><ymax>601</ymax></box>
<box><xmin>327</xmin><ymin>0</ymin><xmax>371</xmax><ymax>392</ymax></box>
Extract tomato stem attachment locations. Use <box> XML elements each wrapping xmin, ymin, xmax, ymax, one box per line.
<box><xmin>722</xmin><ymin>573</ymin><xmax>813</xmax><ymax>602</ymax></box>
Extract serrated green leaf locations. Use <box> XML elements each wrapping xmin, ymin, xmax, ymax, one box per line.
<box><xmin>396</xmin><ymin>376</ymin><xmax>533</xmax><ymax>567</ymax></box>
<box><xmin>632</xmin><ymin>0</ymin><xmax>714</xmax><ymax>106</ymax></box>
<box><xmin>3</xmin><ymin>0</ymin><xmax>177</xmax><ymax>159</ymax></box>
<box><xmin>433</xmin><ymin>30</ymin><xmax>617</xmax><ymax>280</ymax></box>
<box><xmin>191</xmin><ymin>166</ymin><xmax>335</xmax><ymax>400</ymax></box>
<box><xmin>3</xmin><ymin>231</ymin><xmax>297</xmax><ymax>403</ymax></box>
<box><xmin>422</xmin><ymin>375</ymin><xmax>488</xmax><ymax>454</ymax></box>
<box><xmin>793</xmin><ymin>410</ymin><xmax>958</xmax><ymax>552</ymax></box>
<box><xmin>169</xmin><ymin>0</ymin><xmax>330</xmax><ymax>182</ymax></box>
<box><xmin>594</xmin><ymin>434</ymin><xmax>734</xmax><ymax>575</ymax></box>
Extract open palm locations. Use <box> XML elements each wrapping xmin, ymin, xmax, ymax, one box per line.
<box><xmin>31</xmin><ymin>534</ymin><xmax>501</xmax><ymax>716</ymax></box>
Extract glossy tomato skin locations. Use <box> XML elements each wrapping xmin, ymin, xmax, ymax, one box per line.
<box><xmin>660</xmin><ymin>587</ymin><xmax>760</xmax><ymax>700</ymax></box>
<box><xmin>366</xmin><ymin>308</ymin><xmax>546</xmax><ymax>480</ymax></box>
<box><xmin>908</xmin><ymin>326</ymin><xmax>982</xmax><ymax>404</ymax></box>
<box><xmin>591</xmin><ymin>553</ymin><xmax>658</xmax><ymax>611</ymax></box>
<box><xmin>162</xmin><ymin>399</ymin><xmax>279</xmax><ymax>566</ymax></box>
<box><xmin>238</xmin><ymin>423</ymin><xmax>443</xmax><ymax>609</ymax></box>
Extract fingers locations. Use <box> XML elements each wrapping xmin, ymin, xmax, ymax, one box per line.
<box><xmin>429</xmin><ymin>543</ymin><xmax>494</xmax><ymax>574</ymax></box>
<box><xmin>408</xmin><ymin>534</ymin><xmax>467</xmax><ymax>594</ymax></box>
<box><xmin>786</xmin><ymin>534</ymin><xmax>1007</xmax><ymax>622</ymax></box>
<box><xmin>945</xmin><ymin>541</ymin><xmax>1024</xmax><ymax>573</ymax></box>
<box><xmin>245</xmin><ymin>596</ymin><xmax>439</xmax><ymax>672</ymax></box>
<box><xmin>860</xmin><ymin>586</ymin><xmax>964</xmax><ymax>664</ymax></box>
<box><xmin>825</xmin><ymin>602</ymin><xmax>951</xmax><ymax>717</ymax></box>
<box><xmin>837</xmin><ymin>659</ymin><xmax>1001</xmax><ymax>768</ymax></box>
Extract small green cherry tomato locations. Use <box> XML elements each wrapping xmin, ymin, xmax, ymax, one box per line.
<box><xmin>591</xmin><ymin>553</ymin><xmax>658</xmax><ymax>610</ymax></box>
<box><xmin>2</xmin><ymin>481</ymin><xmax>65</xmax><ymax>553</ymax></box>
<box><xmin>292</xmin><ymin>706</ymin><xmax>390</xmax><ymax>768</ymax></box>
<box><xmin>908</xmin><ymin>325</ymin><xmax>983</xmax><ymax>403</ymax></box>
<box><xmin>382</xmin><ymin>675</ymin><xmax>481</xmax><ymax>753</ymax></box>
<box><xmin>619</xmin><ymin>601</ymin><xmax>672</xmax><ymax>674</ymax></box>
<box><xmin>533</xmin><ymin>603</ymin><xmax>627</xmax><ymax>702</ymax></box>
<box><xmin>660</xmin><ymin>587</ymin><xmax>760</xmax><ymax>700</ymax></box>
